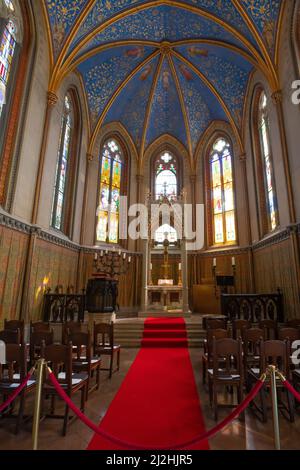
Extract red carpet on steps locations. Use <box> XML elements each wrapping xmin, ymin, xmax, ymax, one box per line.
<box><xmin>88</xmin><ymin>317</ymin><xmax>209</xmax><ymax>450</ymax></box>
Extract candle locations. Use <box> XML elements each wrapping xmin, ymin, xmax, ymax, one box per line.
<box><xmin>118</xmin><ymin>249</ymin><xmax>121</xmax><ymax>256</ymax></box>
<box><xmin>150</xmin><ymin>263</ymin><xmax>153</xmax><ymax>270</ymax></box>
<box><xmin>100</xmin><ymin>250</ymin><xmax>103</xmax><ymax>258</ymax></box>
<box><xmin>94</xmin><ymin>253</ymin><xmax>98</xmax><ymax>261</ymax></box>
<box><xmin>232</xmin><ymin>257</ymin><xmax>236</xmax><ymax>267</ymax></box>
<box><xmin>123</xmin><ymin>253</ymin><xmax>126</xmax><ymax>260</ymax></box>
<box><xmin>213</xmin><ymin>258</ymin><xmax>217</xmax><ymax>267</ymax></box>
<box><xmin>105</xmin><ymin>249</ymin><xmax>108</xmax><ymax>255</ymax></box>
<box><xmin>179</xmin><ymin>263</ymin><xmax>182</xmax><ymax>271</ymax></box>
<box><xmin>128</xmin><ymin>256</ymin><xmax>132</xmax><ymax>263</ymax></box>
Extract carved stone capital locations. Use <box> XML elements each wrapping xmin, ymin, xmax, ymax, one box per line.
<box><xmin>87</xmin><ymin>153</ymin><xmax>94</xmax><ymax>162</ymax></box>
<box><xmin>47</xmin><ymin>91</ymin><xmax>58</xmax><ymax>107</ymax></box>
<box><xmin>189</xmin><ymin>174</ymin><xmax>197</xmax><ymax>184</ymax></box>
<box><xmin>271</xmin><ymin>90</ymin><xmax>283</xmax><ymax>105</ymax></box>
<box><xmin>136</xmin><ymin>174</ymin><xmax>144</xmax><ymax>184</ymax></box>
<box><xmin>239</xmin><ymin>153</ymin><xmax>247</xmax><ymax>163</ymax></box>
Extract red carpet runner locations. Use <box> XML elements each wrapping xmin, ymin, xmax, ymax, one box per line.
<box><xmin>88</xmin><ymin>318</ymin><xmax>209</xmax><ymax>450</ymax></box>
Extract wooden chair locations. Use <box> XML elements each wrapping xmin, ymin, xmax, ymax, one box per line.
<box><xmin>202</xmin><ymin>328</ymin><xmax>229</xmax><ymax>385</ymax></box>
<box><xmin>4</xmin><ymin>320</ymin><xmax>24</xmax><ymax>344</ymax></box>
<box><xmin>232</xmin><ymin>319</ymin><xmax>251</xmax><ymax>340</ymax></box>
<box><xmin>62</xmin><ymin>321</ymin><xmax>83</xmax><ymax>345</ymax></box>
<box><xmin>30</xmin><ymin>321</ymin><xmax>50</xmax><ymax>333</ymax></box>
<box><xmin>67</xmin><ymin>332</ymin><xmax>101</xmax><ymax>398</ymax></box>
<box><xmin>206</xmin><ymin>318</ymin><xmax>227</xmax><ymax>330</ymax></box>
<box><xmin>93</xmin><ymin>322</ymin><xmax>120</xmax><ymax>379</ymax></box>
<box><xmin>0</xmin><ymin>343</ymin><xmax>35</xmax><ymax>434</ymax></box>
<box><xmin>259</xmin><ymin>320</ymin><xmax>277</xmax><ymax>340</ymax></box>
<box><xmin>287</xmin><ymin>319</ymin><xmax>300</xmax><ymax>329</ymax></box>
<box><xmin>242</xmin><ymin>327</ymin><xmax>265</xmax><ymax>374</ymax></box>
<box><xmin>208</xmin><ymin>337</ymin><xmax>244</xmax><ymax>421</ymax></box>
<box><xmin>0</xmin><ymin>329</ymin><xmax>21</xmax><ymax>344</ymax></box>
<box><xmin>41</xmin><ymin>342</ymin><xmax>88</xmax><ymax>436</ymax></box>
<box><xmin>247</xmin><ymin>340</ymin><xmax>295</xmax><ymax>423</ymax></box>
<box><xmin>30</xmin><ymin>330</ymin><xmax>54</xmax><ymax>366</ymax></box>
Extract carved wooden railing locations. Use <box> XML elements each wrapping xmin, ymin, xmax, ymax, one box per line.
<box><xmin>221</xmin><ymin>291</ymin><xmax>284</xmax><ymax>323</ymax></box>
<box><xmin>42</xmin><ymin>293</ymin><xmax>86</xmax><ymax>323</ymax></box>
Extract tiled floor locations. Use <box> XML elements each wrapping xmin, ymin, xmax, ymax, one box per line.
<box><xmin>0</xmin><ymin>348</ymin><xmax>300</xmax><ymax>450</ymax></box>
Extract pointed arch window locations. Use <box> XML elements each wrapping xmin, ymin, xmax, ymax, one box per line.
<box><xmin>96</xmin><ymin>139</ymin><xmax>124</xmax><ymax>244</ymax></box>
<box><xmin>257</xmin><ymin>91</ymin><xmax>278</xmax><ymax>232</ymax></box>
<box><xmin>155</xmin><ymin>151</ymin><xmax>178</xmax><ymax>201</ymax></box>
<box><xmin>51</xmin><ymin>93</ymin><xmax>74</xmax><ymax>232</ymax></box>
<box><xmin>0</xmin><ymin>16</ymin><xmax>17</xmax><ymax>119</ymax></box>
<box><xmin>210</xmin><ymin>138</ymin><xmax>237</xmax><ymax>245</ymax></box>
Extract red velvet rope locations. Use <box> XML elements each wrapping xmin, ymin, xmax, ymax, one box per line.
<box><xmin>281</xmin><ymin>378</ymin><xmax>300</xmax><ymax>402</ymax></box>
<box><xmin>48</xmin><ymin>371</ymin><xmax>264</xmax><ymax>450</ymax></box>
<box><xmin>0</xmin><ymin>369</ymin><xmax>35</xmax><ymax>414</ymax></box>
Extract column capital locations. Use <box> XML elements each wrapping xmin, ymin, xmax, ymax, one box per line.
<box><xmin>136</xmin><ymin>174</ymin><xmax>144</xmax><ymax>184</ymax></box>
<box><xmin>239</xmin><ymin>153</ymin><xmax>247</xmax><ymax>163</ymax></box>
<box><xmin>189</xmin><ymin>174</ymin><xmax>197</xmax><ymax>184</ymax></box>
<box><xmin>271</xmin><ymin>90</ymin><xmax>283</xmax><ymax>105</ymax></box>
<box><xmin>47</xmin><ymin>91</ymin><xmax>58</xmax><ymax>106</ymax></box>
<box><xmin>87</xmin><ymin>153</ymin><xmax>95</xmax><ymax>162</ymax></box>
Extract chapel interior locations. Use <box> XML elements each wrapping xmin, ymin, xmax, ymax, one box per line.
<box><xmin>1</xmin><ymin>0</ymin><xmax>300</xmax><ymax>452</ymax></box>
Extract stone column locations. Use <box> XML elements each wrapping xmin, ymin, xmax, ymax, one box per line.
<box><xmin>80</xmin><ymin>153</ymin><xmax>94</xmax><ymax>245</ymax></box>
<box><xmin>271</xmin><ymin>90</ymin><xmax>296</xmax><ymax>224</ymax></box>
<box><xmin>31</xmin><ymin>91</ymin><xmax>58</xmax><ymax>224</ymax></box>
<box><xmin>140</xmin><ymin>237</ymin><xmax>149</xmax><ymax>313</ymax></box>
<box><xmin>181</xmin><ymin>237</ymin><xmax>191</xmax><ymax>315</ymax></box>
<box><xmin>20</xmin><ymin>226</ymin><xmax>41</xmax><ymax>321</ymax></box>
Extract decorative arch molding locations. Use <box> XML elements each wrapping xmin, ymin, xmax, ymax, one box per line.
<box><xmin>291</xmin><ymin>0</ymin><xmax>300</xmax><ymax>75</ymax></box>
<box><xmin>92</xmin><ymin>121</ymin><xmax>138</xmax><ymax>165</ymax></box>
<box><xmin>195</xmin><ymin>120</ymin><xmax>240</xmax><ymax>172</ymax></box>
<box><xmin>142</xmin><ymin>133</ymin><xmax>191</xmax><ymax>176</ymax></box>
<box><xmin>0</xmin><ymin>0</ymin><xmax>23</xmax><ymax>43</ymax></box>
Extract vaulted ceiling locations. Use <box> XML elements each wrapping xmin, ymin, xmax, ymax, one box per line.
<box><xmin>44</xmin><ymin>1</ymin><xmax>283</xmax><ymax>157</ymax></box>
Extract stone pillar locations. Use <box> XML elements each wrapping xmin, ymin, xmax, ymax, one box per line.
<box><xmin>80</xmin><ymin>153</ymin><xmax>94</xmax><ymax>245</ymax></box>
<box><xmin>271</xmin><ymin>90</ymin><xmax>296</xmax><ymax>224</ymax></box>
<box><xmin>20</xmin><ymin>226</ymin><xmax>41</xmax><ymax>321</ymax></box>
<box><xmin>32</xmin><ymin>91</ymin><xmax>58</xmax><ymax>225</ymax></box>
<box><xmin>181</xmin><ymin>237</ymin><xmax>191</xmax><ymax>315</ymax></box>
<box><xmin>140</xmin><ymin>237</ymin><xmax>149</xmax><ymax>312</ymax></box>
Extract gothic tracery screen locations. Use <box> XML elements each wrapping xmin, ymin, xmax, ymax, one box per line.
<box><xmin>96</xmin><ymin>138</ymin><xmax>123</xmax><ymax>244</ymax></box>
<box><xmin>210</xmin><ymin>138</ymin><xmax>236</xmax><ymax>245</ymax></box>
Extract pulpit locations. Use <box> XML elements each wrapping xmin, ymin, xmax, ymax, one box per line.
<box><xmin>86</xmin><ymin>275</ymin><xmax>118</xmax><ymax>336</ymax></box>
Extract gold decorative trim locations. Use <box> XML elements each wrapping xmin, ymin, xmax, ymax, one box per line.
<box><xmin>139</xmin><ymin>53</ymin><xmax>164</xmax><ymax>167</ymax></box>
<box><xmin>172</xmin><ymin>49</ymin><xmax>244</xmax><ymax>153</ymax></box>
<box><xmin>88</xmin><ymin>50</ymin><xmax>160</xmax><ymax>154</ymax></box>
<box><xmin>40</xmin><ymin>0</ymin><xmax>54</xmax><ymax>70</ymax></box>
<box><xmin>47</xmin><ymin>91</ymin><xmax>58</xmax><ymax>106</ymax></box>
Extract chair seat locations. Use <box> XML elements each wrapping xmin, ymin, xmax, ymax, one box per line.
<box><xmin>208</xmin><ymin>369</ymin><xmax>240</xmax><ymax>380</ymax></box>
<box><xmin>0</xmin><ymin>379</ymin><xmax>36</xmax><ymax>389</ymax></box>
<box><xmin>293</xmin><ymin>369</ymin><xmax>300</xmax><ymax>378</ymax></box>
<box><xmin>57</xmin><ymin>371</ymin><xmax>88</xmax><ymax>385</ymax></box>
<box><xmin>95</xmin><ymin>345</ymin><xmax>120</xmax><ymax>352</ymax></box>
<box><xmin>73</xmin><ymin>357</ymin><xmax>101</xmax><ymax>367</ymax></box>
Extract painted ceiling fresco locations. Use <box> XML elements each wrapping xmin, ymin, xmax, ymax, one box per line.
<box><xmin>44</xmin><ymin>0</ymin><xmax>283</xmax><ymax>154</ymax></box>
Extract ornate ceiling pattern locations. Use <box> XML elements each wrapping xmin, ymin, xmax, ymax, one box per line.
<box><xmin>44</xmin><ymin>0</ymin><xmax>284</xmax><ymax>159</ymax></box>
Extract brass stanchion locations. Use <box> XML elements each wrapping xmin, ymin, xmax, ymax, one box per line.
<box><xmin>269</xmin><ymin>365</ymin><xmax>281</xmax><ymax>450</ymax></box>
<box><xmin>32</xmin><ymin>359</ymin><xmax>45</xmax><ymax>450</ymax></box>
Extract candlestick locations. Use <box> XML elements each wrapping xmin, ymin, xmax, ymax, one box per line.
<box><xmin>100</xmin><ymin>250</ymin><xmax>103</xmax><ymax>258</ymax></box>
<box><xmin>94</xmin><ymin>253</ymin><xmax>98</xmax><ymax>261</ymax></box>
<box><xmin>232</xmin><ymin>257</ymin><xmax>236</xmax><ymax>267</ymax></box>
<box><xmin>213</xmin><ymin>258</ymin><xmax>217</xmax><ymax>267</ymax></box>
<box><xmin>179</xmin><ymin>263</ymin><xmax>182</xmax><ymax>271</ymax></box>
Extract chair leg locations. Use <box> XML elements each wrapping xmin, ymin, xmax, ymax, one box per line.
<box><xmin>109</xmin><ymin>354</ymin><xmax>113</xmax><ymax>379</ymax></box>
<box><xmin>117</xmin><ymin>350</ymin><xmax>120</xmax><ymax>371</ymax></box>
<box><xmin>208</xmin><ymin>378</ymin><xmax>213</xmax><ymax>407</ymax></box>
<box><xmin>286</xmin><ymin>389</ymin><xmax>295</xmax><ymax>423</ymax></box>
<box><xmin>15</xmin><ymin>392</ymin><xmax>25</xmax><ymax>435</ymax></box>
<box><xmin>213</xmin><ymin>384</ymin><xmax>218</xmax><ymax>421</ymax></box>
<box><xmin>63</xmin><ymin>402</ymin><xmax>69</xmax><ymax>436</ymax></box>
<box><xmin>96</xmin><ymin>365</ymin><xmax>100</xmax><ymax>390</ymax></box>
<box><xmin>202</xmin><ymin>358</ymin><xmax>206</xmax><ymax>385</ymax></box>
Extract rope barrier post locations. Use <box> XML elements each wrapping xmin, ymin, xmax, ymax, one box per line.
<box><xmin>32</xmin><ymin>359</ymin><xmax>45</xmax><ymax>451</ymax></box>
<box><xmin>269</xmin><ymin>365</ymin><xmax>281</xmax><ymax>450</ymax></box>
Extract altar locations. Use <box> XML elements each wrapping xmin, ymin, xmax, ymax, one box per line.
<box><xmin>147</xmin><ymin>285</ymin><xmax>183</xmax><ymax>311</ymax></box>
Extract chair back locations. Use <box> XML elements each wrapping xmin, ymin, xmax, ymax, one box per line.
<box><xmin>278</xmin><ymin>327</ymin><xmax>300</xmax><ymax>342</ymax></box>
<box><xmin>0</xmin><ymin>329</ymin><xmax>21</xmax><ymax>344</ymax></box>
<box><xmin>0</xmin><ymin>343</ymin><xmax>26</xmax><ymax>382</ymax></box>
<box><xmin>212</xmin><ymin>337</ymin><xmax>243</xmax><ymax>379</ymax></box>
<box><xmin>41</xmin><ymin>342</ymin><xmax>73</xmax><ymax>390</ymax></box>
<box><xmin>30</xmin><ymin>330</ymin><xmax>54</xmax><ymax>364</ymax></box>
<box><xmin>67</xmin><ymin>331</ymin><xmax>91</xmax><ymax>361</ymax></box>
<box><xmin>206</xmin><ymin>318</ymin><xmax>227</xmax><ymax>330</ymax></box>
<box><xmin>232</xmin><ymin>319</ymin><xmax>251</xmax><ymax>340</ymax></box>
<box><xmin>4</xmin><ymin>319</ymin><xmax>24</xmax><ymax>343</ymax></box>
<box><xmin>242</xmin><ymin>327</ymin><xmax>265</xmax><ymax>355</ymax></box>
<box><xmin>94</xmin><ymin>322</ymin><xmax>114</xmax><ymax>350</ymax></box>
<box><xmin>259</xmin><ymin>320</ymin><xmax>277</xmax><ymax>340</ymax></box>
<box><xmin>260</xmin><ymin>340</ymin><xmax>289</xmax><ymax>376</ymax></box>
<box><xmin>206</xmin><ymin>328</ymin><xmax>229</xmax><ymax>359</ymax></box>
<box><xmin>286</xmin><ymin>319</ymin><xmax>300</xmax><ymax>328</ymax></box>
<box><xmin>62</xmin><ymin>321</ymin><xmax>82</xmax><ymax>344</ymax></box>
<box><xmin>30</xmin><ymin>321</ymin><xmax>50</xmax><ymax>333</ymax></box>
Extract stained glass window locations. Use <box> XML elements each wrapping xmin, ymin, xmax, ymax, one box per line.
<box><xmin>0</xmin><ymin>18</ymin><xmax>16</xmax><ymax>118</ymax></box>
<box><xmin>155</xmin><ymin>151</ymin><xmax>178</xmax><ymax>200</ymax></box>
<box><xmin>96</xmin><ymin>139</ymin><xmax>124</xmax><ymax>244</ymax></box>
<box><xmin>258</xmin><ymin>92</ymin><xmax>278</xmax><ymax>231</ymax></box>
<box><xmin>51</xmin><ymin>94</ymin><xmax>74</xmax><ymax>231</ymax></box>
<box><xmin>210</xmin><ymin>138</ymin><xmax>236</xmax><ymax>245</ymax></box>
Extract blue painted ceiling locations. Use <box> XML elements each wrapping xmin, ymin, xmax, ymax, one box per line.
<box><xmin>45</xmin><ymin>1</ymin><xmax>283</xmax><ymax>154</ymax></box>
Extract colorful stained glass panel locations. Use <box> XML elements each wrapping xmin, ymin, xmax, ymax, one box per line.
<box><xmin>101</xmin><ymin>157</ymin><xmax>111</xmax><ymax>184</ymax></box>
<box><xmin>112</xmin><ymin>160</ymin><xmax>121</xmax><ymax>188</ymax></box>
<box><xmin>211</xmin><ymin>160</ymin><xmax>221</xmax><ymax>187</ymax></box>
<box><xmin>226</xmin><ymin>211</ymin><xmax>236</xmax><ymax>242</ymax></box>
<box><xmin>109</xmin><ymin>213</ymin><xmax>119</xmax><ymax>244</ymax></box>
<box><xmin>99</xmin><ymin>184</ymin><xmax>110</xmax><ymax>211</ymax></box>
<box><xmin>213</xmin><ymin>186</ymin><xmax>222</xmax><ymax>214</ymax></box>
<box><xmin>111</xmin><ymin>188</ymin><xmax>120</xmax><ymax>213</ymax></box>
<box><xmin>214</xmin><ymin>214</ymin><xmax>224</xmax><ymax>244</ymax></box>
<box><xmin>97</xmin><ymin>211</ymin><xmax>108</xmax><ymax>242</ymax></box>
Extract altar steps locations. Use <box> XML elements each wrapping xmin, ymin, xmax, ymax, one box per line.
<box><xmin>114</xmin><ymin>319</ymin><xmax>205</xmax><ymax>348</ymax></box>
